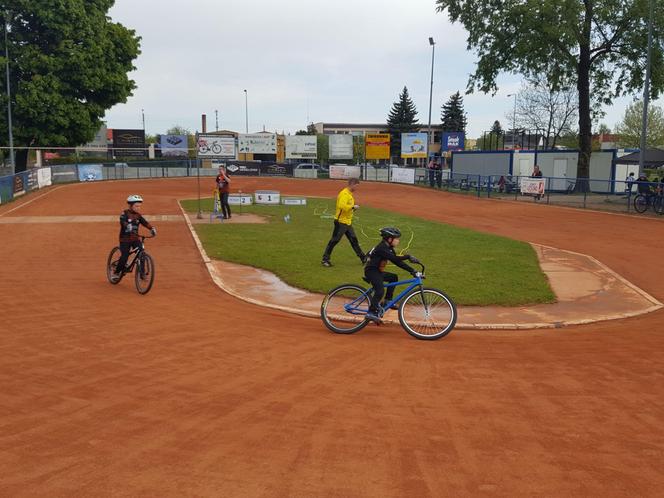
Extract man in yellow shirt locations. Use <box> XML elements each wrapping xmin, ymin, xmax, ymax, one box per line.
<box><xmin>322</xmin><ymin>177</ymin><xmax>366</xmax><ymax>267</ymax></box>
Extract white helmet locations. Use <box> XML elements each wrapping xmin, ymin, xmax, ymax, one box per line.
<box><xmin>127</xmin><ymin>194</ymin><xmax>143</xmax><ymax>204</ymax></box>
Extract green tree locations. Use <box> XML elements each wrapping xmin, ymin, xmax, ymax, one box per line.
<box><xmin>435</xmin><ymin>0</ymin><xmax>664</xmax><ymax>185</ymax></box>
<box><xmin>441</xmin><ymin>92</ymin><xmax>467</xmax><ymax>133</ymax></box>
<box><xmin>491</xmin><ymin>120</ymin><xmax>503</xmax><ymax>136</ymax></box>
<box><xmin>386</xmin><ymin>86</ymin><xmax>419</xmax><ymax>161</ymax></box>
<box><xmin>0</xmin><ymin>2</ymin><xmax>140</xmax><ymax>171</ymax></box>
<box><xmin>597</xmin><ymin>123</ymin><xmax>612</xmax><ymax>134</ymax></box>
<box><xmin>317</xmin><ymin>134</ymin><xmax>329</xmax><ymax>164</ymax></box>
<box><xmin>616</xmin><ymin>101</ymin><xmax>664</xmax><ymax>147</ymax></box>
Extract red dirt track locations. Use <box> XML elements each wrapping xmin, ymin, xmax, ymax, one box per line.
<box><xmin>1</xmin><ymin>178</ymin><xmax>663</xmax><ymax>497</ymax></box>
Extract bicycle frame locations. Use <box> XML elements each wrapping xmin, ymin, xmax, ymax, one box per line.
<box><xmin>343</xmin><ymin>275</ymin><xmax>425</xmax><ymax>316</ymax></box>
<box><xmin>121</xmin><ymin>235</ymin><xmax>153</xmax><ymax>273</ymax></box>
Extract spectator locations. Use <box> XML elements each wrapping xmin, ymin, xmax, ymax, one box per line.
<box><xmin>497</xmin><ymin>175</ymin><xmax>506</xmax><ymax>193</ymax></box>
<box><xmin>625</xmin><ymin>172</ymin><xmax>636</xmax><ymax>194</ymax></box>
<box><xmin>215</xmin><ymin>165</ymin><xmax>231</xmax><ymax>219</ymax></box>
<box><xmin>531</xmin><ymin>165</ymin><xmax>543</xmax><ymax>200</ymax></box>
<box><xmin>427</xmin><ymin>157</ymin><xmax>441</xmax><ymax>188</ymax></box>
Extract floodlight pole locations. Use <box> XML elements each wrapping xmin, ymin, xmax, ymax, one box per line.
<box><xmin>639</xmin><ymin>0</ymin><xmax>654</xmax><ymax>174</ymax></box>
<box><xmin>427</xmin><ymin>37</ymin><xmax>435</xmax><ymax>162</ymax></box>
<box><xmin>4</xmin><ymin>12</ymin><xmax>15</xmax><ymax>173</ymax></box>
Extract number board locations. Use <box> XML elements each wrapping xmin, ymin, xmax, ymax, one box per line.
<box><xmin>228</xmin><ymin>194</ymin><xmax>253</xmax><ymax>205</ymax></box>
<box><xmin>254</xmin><ymin>190</ymin><xmax>281</xmax><ymax>205</ymax></box>
<box><xmin>282</xmin><ymin>198</ymin><xmax>307</xmax><ymax>206</ymax></box>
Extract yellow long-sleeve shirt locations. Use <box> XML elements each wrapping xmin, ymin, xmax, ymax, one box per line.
<box><xmin>335</xmin><ymin>187</ymin><xmax>355</xmax><ymax>225</ymax></box>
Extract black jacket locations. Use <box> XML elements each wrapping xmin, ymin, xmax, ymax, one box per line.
<box><xmin>364</xmin><ymin>240</ymin><xmax>415</xmax><ymax>274</ymax></box>
<box><xmin>119</xmin><ymin>209</ymin><xmax>153</xmax><ymax>242</ymax></box>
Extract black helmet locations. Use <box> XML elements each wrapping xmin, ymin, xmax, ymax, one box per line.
<box><xmin>380</xmin><ymin>227</ymin><xmax>401</xmax><ymax>239</ymax></box>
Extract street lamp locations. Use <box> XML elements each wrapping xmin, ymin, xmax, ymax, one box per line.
<box><xmin>4</xmin><ymin>11</ymin><xmax>15</xmax><ymax>172</ymax></box>
<box><xmin>427</xmin><ymin>37</ymin><xmax>435</xmax><ymax>162</ymax></box>
<box><xmin>639</xmin><ymin>0</ymin><xmax>654</xmax><ymax>173</ymax></box>
<box><xmin>244</xmin><ymin>89</ymin><xmax>248</xmax><ymax>133</ymax></box>
<box><xmin>215</xmin><ymin>109</ymin><xmax>219</xmax><ymax>131</ymax></box>
<box><xmin>507</xmin><ymin>93</ymin><xmax>517</xmax><ymax>149</ymax></box>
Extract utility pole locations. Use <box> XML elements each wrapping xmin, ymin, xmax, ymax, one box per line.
<box><xmin>507</xmin><ymin>94</ymin><xmax>517</xmax><ymax>149</ymax></box>
<box><xmin>244</xmin><ymin>89</ymin><xmax>248</xmax><ymax>133</ymax></box>
<box><xmin>639</xmin><ymin>0</ymin><xmax>654</xmax><ymax>174</ymax></box>
<box><xmin>215</xmin><ymin>109</ymin><xmax>219</xmax><ymax>131</ymax></box>
<box><xmin>427</xmin><ymin>37</ymin><xmax>436</xmax><ymax>161</ymax></box>
<box><xmin>4</xmin><ymin>11</ymin><xmax>15</xmax><ymax>173</ymax></box>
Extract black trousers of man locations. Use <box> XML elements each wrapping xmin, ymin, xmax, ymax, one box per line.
<box><xmin>322</xmin><ymin>220</ymin><xmax>365</xmax><ymax>263</ymax></box>
<box><xmin>115</xmin><ymin>240</ymin><xmax>141</xmax><ymax>274</ymax></box>
<box><xmin>365</xmin><ymin>268</ymin><xmax>398</xmax><ymax>313</ymax></box>
<box><xmin>220</xmin><ymin>192</ymin><xmax>231</xmax><ymax>219</ymax></box>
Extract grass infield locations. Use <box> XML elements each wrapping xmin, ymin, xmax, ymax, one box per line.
<box><xmin>180</xmin><ymin>197</ymin><xmax>555</xmax><ymax>306</ymax></box>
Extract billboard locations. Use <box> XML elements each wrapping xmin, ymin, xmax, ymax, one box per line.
<box><xmin>112</xmin><ymin>129</ymin><xmax>146</xmax><ymax>157</ymax></box>
<box><xmin>37</xmin><ymin>167</ymin><xmax>52</xmax><ymax>188</ymax></box>
<box><xmin>78</xmin><ymin>164</ymin><xmax>103</xmax><ymax>182</ymax></box>
<box><xmin>365</xmin><ymin>133</ymin><xmax>390</xmax><ymax>160</ymax></box>
<box><xmin>160</xmin><ymin>134</ymin><xmax>189</xmax><ymax>157</ymax></box>
<box><xmin>329</xmin><ymin>165</ymin><xmax>361</xmax><ymax>180</ymax></box>
<box><xmin>285</xmin><ymin>135</ymin><xmax>317</xmax><ymax>159</ymax></box>
<box><xmin>401</xmin><ymin>133</ymin><xmax>428</xmax><ymax>158</ymax></box>
<box><xmin>238</xmin><ymin>133</ymin><xmax>277</xmax><ymax>154</ymax></box>
<box><xmin>329</xmin><ymin>135</ymin><xmax>354</xmax><ymax>160</ymax></box>
<box><xmin>442</xmin><ymin>132</ymin><xmax>465</xmax><ymax>152</ymax></box>
<box><xmin>390</xmin><ymin>167</ymin><xmax>415</xmax><ymax>184</ymax></box>
<box><xmin>197</xmin><ymin>135</ymin><xmax>236</xmax><ymax>158</ymax></box>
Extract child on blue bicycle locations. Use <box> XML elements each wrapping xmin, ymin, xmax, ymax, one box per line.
<box><xmin>364</xmin><ymin>227</ymin><xmax>420</xmax><ymax>323</ymax></box>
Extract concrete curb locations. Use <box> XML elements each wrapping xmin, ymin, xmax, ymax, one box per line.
<box><xmin>178</xmin><ymin>201</ymin><xmax>664</xmax><ymax>330</ymax></box>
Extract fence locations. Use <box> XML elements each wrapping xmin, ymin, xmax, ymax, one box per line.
<box><xmin>1</xmin><ymin>161</ymin><xmax>661</xmax><ymax>217</ymax></box>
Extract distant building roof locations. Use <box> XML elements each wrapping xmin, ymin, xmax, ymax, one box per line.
<box><xmin>615</xmin><ymin>148</ymin><xmax>664</xmax><ymax>167</ymax></box>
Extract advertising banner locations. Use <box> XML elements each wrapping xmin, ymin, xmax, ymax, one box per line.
<box><xmin>197</xmin><ymin>135</ymin><xmax>236</xmax><ymax>158</ymax></box>
<box><xmin>442</xmin><ymin>132</ymin><xmax>465</xmax><ymax>152</ymax></box>
<box><xmin>520</xmin><ymin>178</ymin><xmax>546</xmax><ymax>195</ymax></box>
<box><xmin>13</xmin><ymin>172</ymin><xmax>27</xmax><ymax>197</ymax></box>
<box><xmin>161</xmin><ymin>134</ymin><xmax>189</xmax><ymax>157</ymax></box>
<box><xmin>329</xmin><ymin>165</ymin><xmax>361</xmax><ymax>180</ymax></box>
<box><xmin>365</xmin><ymin>133</ymin><xmax>390</xmax><ymax>160</ymax></box>
<box><xmin>112</xmin><ymin>129</ymin><xmax>147</xmax><ymax>157</ymax></box>
<box><xmin>78</xmin><ymin>164</ymin><xmax>104</xmax><ymax>182</ymax></box>
<box><xmin>37</xmin><ymin>167</ymin><xmax>52</xmax><ymax>188</ymax></box>
<box><xmin>285</xmin><ymin>135</ymin><xmax>317</xmax><ymax>159</ymax></box>
<box><xmin>0</xmin><ymin>175</ymin><xmax>14</xmax><ymax>204</ymax></box>
<box><xmin>401</xmin><ymin>133</ymin><xmax>428</xmax><ymax>158</ymax></box>
<box><xmin>390</xmin><ymin>167</ymin><xmax>416</xmax><ymax>185</ymax></box>
<box><xmin>224</xmin><ymin>162</ymin><xmax>261</xmax><ymax>176</ymax></box>
<box><xmin>259</xmin><ymin>163</ymin><xmax>293</xmax><ymax>177</ymax></box>
<box><xmin>26</xmin><ymin>169</ymin><xmax>39</xmax><ymax>191</ymax></box>
<box><xmin>238</xmin><ymin>133</ymin><xmax>277</xmax><ymax>154</ymax></box>
<box><xmin>329</xmin><ymin>135</ymin><xmax>354</xmax><ymax>160</ymax></box>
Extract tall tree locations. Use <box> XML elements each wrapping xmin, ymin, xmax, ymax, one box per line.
<box><xmin>435</xmin><ymin>0</ymin><xmax>664</xmax><ymax>186</ymax></box>
<box><xmin>491</xmin><ymin>120</ymin><xmax>503</xmax><ymax>135</ymax></box>
<box><xmin>386</xmin><ymin>86</ymin><xmax>419</xmax><ymax>161</ymax></box>
<box><xmin>616</xmin><ymin>101</ymin><xmax>664</xmax><ymax>147</ymax></box>
<box><xmin>0</xmin><ymin>1</ymin><xmax>141</xmax><ymax>171</ymax></box>
<box><xmin>441</xmin><ymin>92</ymin><xmax>467</xmax><ymax>133</ymax></box>
<box><xmin>511</xmin><ymin>74</ymin><xmax>578</xmax><ymax>149</ymax></box>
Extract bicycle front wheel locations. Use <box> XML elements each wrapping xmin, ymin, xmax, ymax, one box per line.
<box><xmin>633</xmin><ymin>194</ymin><xmax>648</xmax><ymax>213</ymax></box>
<box><xmin>107</xmin><ymin>247</ymin><xmax>123</xmax><ymax>284</ymax></box>
<box><xmin>135</xmin><ymin>252</ymin><xmax>155</xmax><ymax>294</ymax></box>
<box><xmin>320</xmin><ymin>284</ymin><xmax>371</xmax><ymax>334</ymax></box>
<box><xmin>399</xmin><ymin>288</ymin><xmax>457</xmax><ymax>340</ymax></box>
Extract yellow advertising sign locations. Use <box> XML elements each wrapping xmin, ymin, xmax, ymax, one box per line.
<box><xmin>365</xmin><ymin>133</ymin><xmax>391</xmax><ymax>160</ymax></box>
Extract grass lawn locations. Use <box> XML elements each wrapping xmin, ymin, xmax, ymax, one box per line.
<box><xmin>180</xmin><ymin>197</ymin><xmax>555</xmax><ymax>306</ymax></box>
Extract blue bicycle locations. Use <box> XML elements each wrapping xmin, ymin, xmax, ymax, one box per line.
<box><xmin>320</xmin><ymin>262</ymin><xmax>457</xmax><ymax>340</ymax></box>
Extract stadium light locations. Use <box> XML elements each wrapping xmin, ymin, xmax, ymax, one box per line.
<box><xmin>4</xmin><ymin>11</ymin><xmax>15</xmax><ymax>173</ymax></box>
<box><xmin>639</xmin><ymin>0</ymin><xmax>654</xmax><ymax>173</ymax></box>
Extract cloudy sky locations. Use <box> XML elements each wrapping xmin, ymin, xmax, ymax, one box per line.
<box><xmin>105</xmin><ymin>0</ymin><xmax>653</xmax><ymax>138</ymax></box>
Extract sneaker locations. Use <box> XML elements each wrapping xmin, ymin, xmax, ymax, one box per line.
<box><xmin>321</xmin><ymin>260</ymin><xmax>332</xmax><ymax>267</ymax></box>
<box><xmin>365</xmin><ymin>312</ymin><xmax>382</xmax><ymax>324</ymax></box>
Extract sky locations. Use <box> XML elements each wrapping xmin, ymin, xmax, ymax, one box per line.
<box><xmin>105</xmin><ymin>0</ymin><xmax>656</xmax><ymax>138</ymax></box>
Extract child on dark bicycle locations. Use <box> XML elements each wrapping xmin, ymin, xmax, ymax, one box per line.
<box><xmin>364</xmin><ymin>227</ymin><xmax>420</xmax><ymax>323</ymax></box>
<box><xmin>113</xmin><ymin>194</ymin><xmax>157</xmax><ymax>278</ymax></box>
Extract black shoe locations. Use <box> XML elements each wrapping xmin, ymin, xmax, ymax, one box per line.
<box><xmin>322</xmin><ymin>260</ymin><xmax>332</xmax><ymax>267</ymax></box>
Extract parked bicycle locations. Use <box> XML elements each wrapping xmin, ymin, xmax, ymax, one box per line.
<box><xmin>633</xmin><ymin>193</ymin><xmax>664</xmax><ymax>215</ymax></box>
<box><xmin>320</xmin><ymin>262</ymin><xmax>457</xmax><ymax>340</ymax></box>
<box><xmin>106</xmin><ymin>234</ymin><xmax>156</xmax><ymax>294</ymax></box>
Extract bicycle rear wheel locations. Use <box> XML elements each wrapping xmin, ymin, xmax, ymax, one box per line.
<box><xmin>135</xmin><ymin>252</ymin><xmax>155</xmax><ymax>294</ymax></box>
<box><xmin>633</xmin><ymin>194</ymin><xmax>648</xmax><ymax>213</ymax></box>
<box><xmin>320</xmin><ymin>284</ymin><xmax>371</xmax><ymax>334</ymax></box>
<box><xmin>107</xmin><ymin>247</ymin><xmax>123</xmax><ymax>284</ymax></box>
<box><xmin>399</xmin><ymin>288</ymin><xmax>457</xmax><ymax>340</ymax></box>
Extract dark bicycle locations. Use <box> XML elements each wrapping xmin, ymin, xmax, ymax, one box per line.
<box><xmin>633</xmin><ymin>193</ymin><xmax>664</xmax><ymax>215</ymax></box>
<box><xmin>106</xmin><ymin>234</ymin><xmax>156</xmax><ymax>294</ymax></box>
<box><xmin>320</xmin><ymin>262</ymin><xmax>457</xmax><ymax>340</ymax></box>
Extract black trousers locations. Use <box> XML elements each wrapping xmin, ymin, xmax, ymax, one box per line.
<box><xmin>322</xmin><ymin>220</ymin><xmax>365</xmax><ymax>262</ymax></box>
<box><xmin>428</xmin><ymin>170</ymin><xmax>442</xmax><ymax>188</ymax></box>
<box><xmin>220</xmin><ymin>192</ymin><xmax>231</xmax><ymax>218</ymax></box>
<box><xmin>365</xmin><ymin>268</ymin><xmax>398</xmax><ymax>313</ymax></box>
<box><xmin>116</xmin><ymin>240</ymin><xmax>140</xmax><ymax>274</ymax></box>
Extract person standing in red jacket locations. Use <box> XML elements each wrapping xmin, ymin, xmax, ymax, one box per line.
<box><xmin>215</xmin><ymin>165</ymin><xmax>232</xmax><ymax>219</ymax></box>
